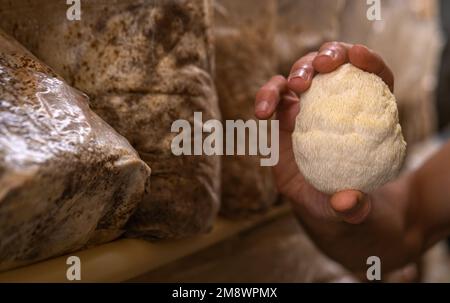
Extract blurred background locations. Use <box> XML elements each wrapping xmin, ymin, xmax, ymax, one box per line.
<box><xmin>0</xmin><ymin>0</ymin><xmax>450</xmax><ymax>282</ymax></box>
<box><xmin>145</xmin><ymin>0</ymin><xmax>450</xmax><ymax>282</ymax></box>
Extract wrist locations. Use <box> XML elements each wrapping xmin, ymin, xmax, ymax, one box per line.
<box><xmin>368</xmin><ymin>173</ymin><xmax>425</xmax><ymax>267</ymax></box>
<box><xmin>407</xmin><ymin>170</ymin><xmax>432</xmax><ymax>257</ymax></box>
<box><xmin>410</xmin><ymin>169</ymin><xmax>450</xmax><ymax>252</ymax></box>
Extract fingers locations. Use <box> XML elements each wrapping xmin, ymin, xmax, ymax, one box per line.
<box><xmin>287</xmin><ymin>42</ymin><xmax>350</xmax><ymax>94</ymax></box>
<box><xmin>275</xmin><ymin>91</ymin><xmax>300</xmax><ymax>132</ymax></box>
<box><xmin>287</xmin><ymin>42</ymin><xmax>351</xmax><ymax>95</ymax></box>
<box><xmin>255</xmin><ymin>76</ymin><xmax>299</xmax><ymax>133</ymax></box>
<box><xmin>348</xmin><ymin>44</ymin><xmax>394</xmax><ymax>92</ymax></box>
<box><xmin>330</xmin><ymin>190</ymin><xmax>372</xmax><ymax>224</ymax></box>
<box><xmin>312</xmin><ymin>42</ymin><xmax>351</xmax><ymax>73</ymax></box>
<box><xmin>287</xmin><ymin>52</ymin><xmax>317</xmax><ymax>94</ymax></box>
<box><xmin>255</xmin><ymin>75</ymin><xmax>288</xmax><ymax>119</ymax></box>
<box><xmin>287</xmin><ymin>42</ymin><xmax>394</xmax><ymax>95</ymax></box>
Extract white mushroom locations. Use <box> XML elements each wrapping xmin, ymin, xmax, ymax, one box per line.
<box><xmin>292</xmin><ymin>63</ymin><xmax>406</xmax><ymax>194</ymax></box>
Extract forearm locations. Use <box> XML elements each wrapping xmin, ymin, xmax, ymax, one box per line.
<box><xmin>292</xmin><ymin>140</ymin><xmax>450</xmax><ymax>273</ymax></box>
<box><xmin>343</xmin><ymin>139</ymin><xmax>450</xmax><ymax>271</ymax></box>
<box><xmin>411</xmin><ymin>140</ymin><xmax>450</xmax><ymax>250</ymax></box>
<box><xmin>293</xmin><ymin>174</ymin><xmax>420</xmax><ymax>273</ymax></box>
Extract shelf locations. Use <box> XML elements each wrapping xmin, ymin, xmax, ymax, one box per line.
<box><xmin>0</xmin><ymin>205</ymin><xmax>290</xmax><ymax>282</ymax></box>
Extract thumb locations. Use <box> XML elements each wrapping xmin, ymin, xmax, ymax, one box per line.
<box><xmin>330</xmin><ymin>190</ymin><xmax>371</xmax><ymax>224</ymax></box>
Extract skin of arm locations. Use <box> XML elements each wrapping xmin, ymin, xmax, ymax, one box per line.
<box><xmin>412</xmin><ymin>141</ymin><xmax>450</xmax><ymax>250</ymax></box>
<box><xmin>254</xmin><ymin>41</ymin><xmax>450</xmax><ymax>275</ymax></box>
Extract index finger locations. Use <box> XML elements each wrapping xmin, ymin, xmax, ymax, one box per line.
<box><xmin>348</xmin><ymin>44</ymin><xmax>394</xmax><ymax>92</ymax></box>
<box><xmin>312</xmin><ymin>41</ymin><xmax>352</xmax><ymax>74</ymax></box>
<box><xmin>255</xmin><ymin>75</ymin><xmax>288</xmax><ymax>119</ymax></box>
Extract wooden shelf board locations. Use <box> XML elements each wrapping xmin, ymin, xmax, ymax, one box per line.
<box><xmin>0</xmin><ymin>205</ymin><xmax>290</xmax><ymax>282</ymax></box>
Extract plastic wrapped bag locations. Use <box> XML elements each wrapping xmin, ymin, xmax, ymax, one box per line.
<box><xmin>0</xmin><ymin>29</ymin><xmax>150</xmax><ymax>271</ymax></box>
<box><xmin>0</xmin><ymin>0</ymin><xmax>221</xmax><ymax>239</ymax></box>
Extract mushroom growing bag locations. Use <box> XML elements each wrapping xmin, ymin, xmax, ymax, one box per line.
<box><xmin>214</xmin><ymin>0</ymin><xmax>278</xmax><ymax>217</ymax></box>
<box><xmin>0</xmin><ymin>0</ymin><xmax>221</xmax><ymax>239</ymax></box>
<box><xmin>0</xmin><ymin>30</ymin><xmax>150</xmax><ymax>271</ymax></box>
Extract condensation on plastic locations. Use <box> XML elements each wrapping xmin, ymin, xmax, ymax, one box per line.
<box><xmin>0</xmin><ymin>29</ymin><xmax>151</xmax><ymax>272</ymax></box>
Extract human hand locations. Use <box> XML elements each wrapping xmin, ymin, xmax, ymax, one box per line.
<box><xmin>254</xmin><ymin>42</ymin><xmax>423</xmax><ymax>274</ymax></box>
<box><xmin>254</xmin><ymin>42</ymin><xmax>394</xmax><ymax>224</ymax></box>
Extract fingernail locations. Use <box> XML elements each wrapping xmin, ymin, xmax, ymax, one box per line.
<box><xmin>256</xmin><ymin>100</ymin><xmax>269</xmax><ymax>113</ymax></box>
<box><xmin>318</xmin><ymin>48</ymin><xmax>337</xmax><ymax>59</ymax></box>
<box><xmin>288</xmin><ymin>67</ymin><xmax>310</xmax><ymax>82</ymax></box>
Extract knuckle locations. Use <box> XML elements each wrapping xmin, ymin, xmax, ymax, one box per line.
<box><xmin>255</xmin><ymin>87</ymin><xmax>267</xmax><ymax>99</ymax></box>
<box><xmin>291</xmin><ymin>61</ymin><xmax>313</xmax><ymax>73</ymax></box>
<box><xmin>304</xmin><ymin>51</ymin><xmax>318</xmax><ymax>59</ymax></box>
<box><xmin>329</xmin><ymin>41</ymin><xmax>343</xmax><ymax>48</ymax></box>
<box><xmin>265</xmin><ymin>86</ymin><xmax>278</xmax><ymax>97</ymax></box>
<box><xmin>271</xmin><ymin>74</ymin><xmax>285</xmax><ymax>82</ymax></box>
<box><xmin>261</xmin><ymin>83</ymin><xmax>278</xmax><ymax>94</ymax></box>
<box><xmin>259</xmin><ymin>85</ymin><xmax>278</xmax><ymax>99</ymax></box>
<box><xmin>320</xmin><ymin>41</ymin><xmax>342</xmax><ymax>51</ymax></box>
